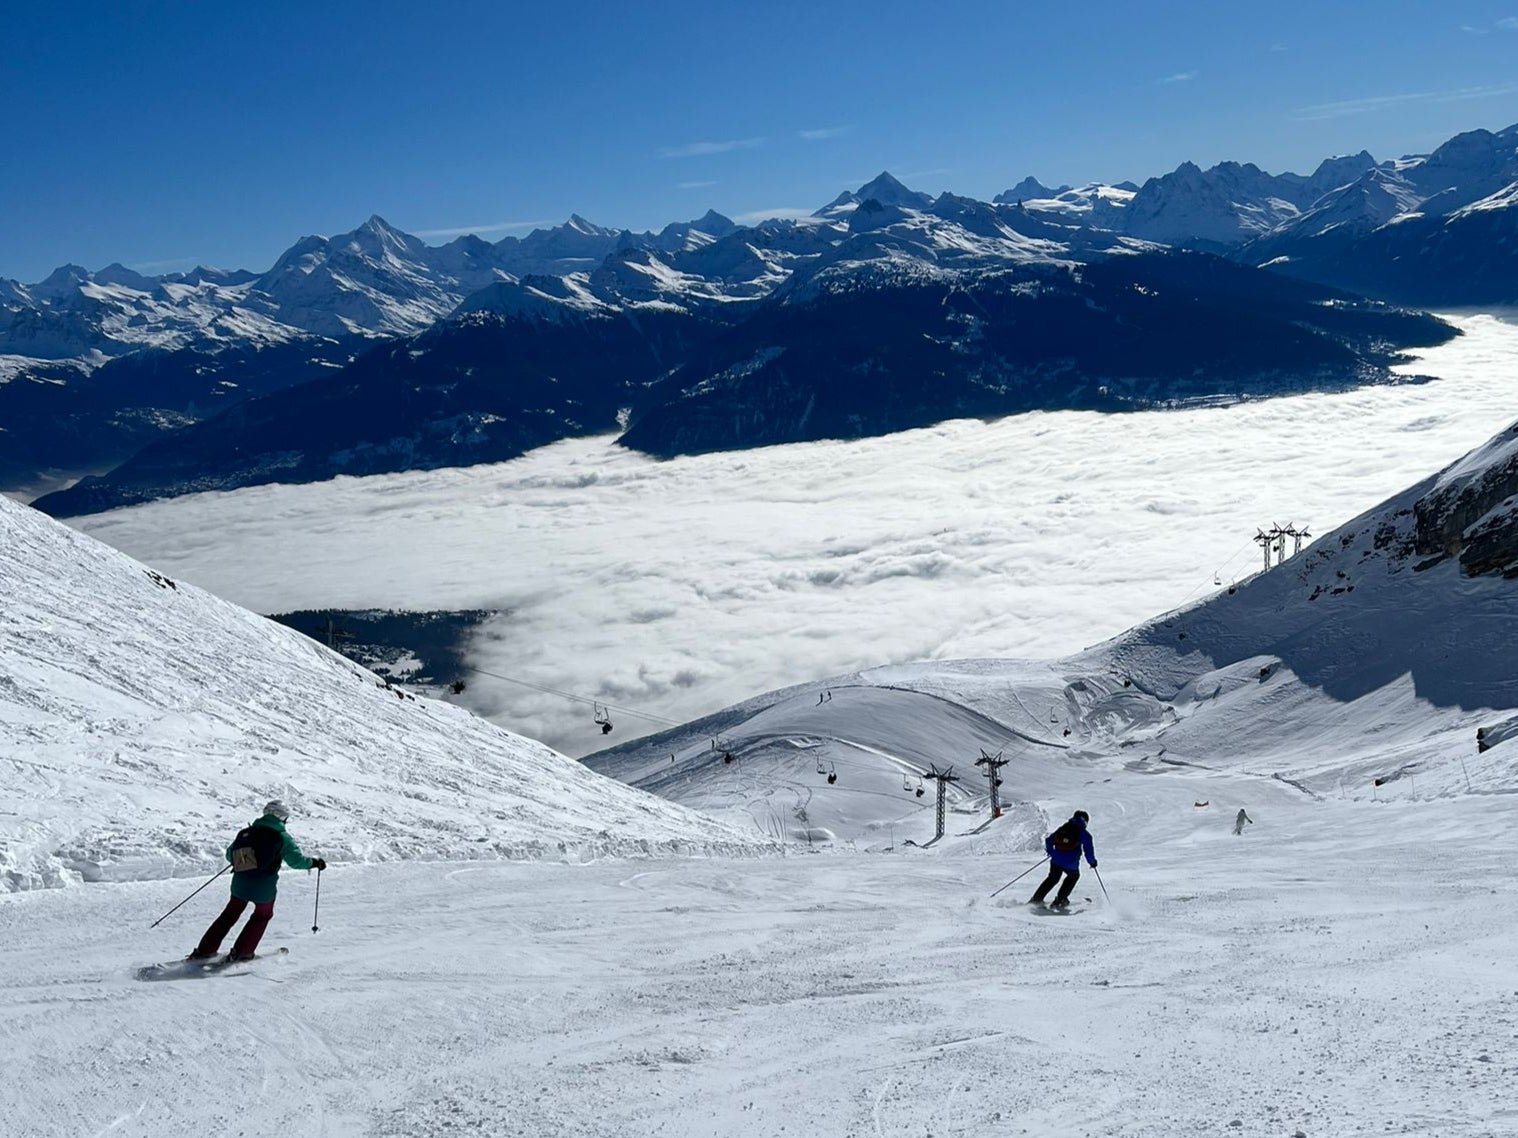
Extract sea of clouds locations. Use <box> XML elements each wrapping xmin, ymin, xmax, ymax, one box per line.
<box><xmin>70</xmin><ymin>314</ymin><xmax>1518</xmax><ymax>756</ymax></box>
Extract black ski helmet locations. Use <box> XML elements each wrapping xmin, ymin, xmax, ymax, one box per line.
<box><xmin>1073</xmin><ymin>809</ymin><xmax>1089</xmax><ymax>824</ymax></box>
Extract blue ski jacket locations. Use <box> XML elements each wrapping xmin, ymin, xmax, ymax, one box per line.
<box><xmin>1045</xmin><ymin>815</ymin><xmax>1097</xmax><ymax>872</ymax></box>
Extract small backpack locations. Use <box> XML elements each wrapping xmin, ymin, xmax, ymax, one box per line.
<box><xmin>1049</xmin><ymin>821</ymin><xmax>1082</xmax><ymax>854</ymax></box>
<box><xmin>229</xmin><ymin>825</ymin><xmax>284</xmax><ymax>874</ymax></box>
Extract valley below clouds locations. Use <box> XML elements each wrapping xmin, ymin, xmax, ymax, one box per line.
<box><xmin>69</xmin><ymin>314</ymin><xmax>1518</xmax><ymax>756</ymax></box>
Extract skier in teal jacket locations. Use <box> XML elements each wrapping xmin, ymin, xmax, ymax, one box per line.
<box><xmin>189</xmin><ymin>801</ymin><xmax>325</xmax><ymax>962</ymax></box>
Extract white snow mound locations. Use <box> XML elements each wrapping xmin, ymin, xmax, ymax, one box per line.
<box><xmin>0</xmin><ymin>496</ymin><xmax>765</xmax><ymax>891</ymax></box>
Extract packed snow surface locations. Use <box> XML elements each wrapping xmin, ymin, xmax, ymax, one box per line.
<box><xmin>6</xmin><ymin>782</ymin><xmax>1518</xmax><ymax>1135</ymax></box>
<box><xmin>69</xmin><ymin>315</ymin><xmax>1518</xmax><ymax>756</ymax></box>
<box><xmin>0</xmin><ymin>496</ymin><xmax>764</xmax><ymax>891</ymax></box>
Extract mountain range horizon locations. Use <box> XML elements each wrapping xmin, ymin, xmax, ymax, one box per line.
<box><xmin>10</xmin><ymin>118</ymin><xmax>1515</xmax><ymax>286</ymax></box>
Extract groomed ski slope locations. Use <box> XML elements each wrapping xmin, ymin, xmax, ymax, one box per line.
<box><xmin>0</xmin><ymin>494</ymin><xmax>765</xmax><ymax>892</ymax></box>
<box><xmin>4</xmin><ymin>781</ymin><xmax>1518</xmax><ymax>1137</ymax></box>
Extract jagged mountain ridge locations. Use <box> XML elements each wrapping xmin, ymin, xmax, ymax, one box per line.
<box><xmin>0</xmin><ymin>210</ymin><xmax>747</xmax><ymax>362</ymax></box>
<box><xmin>617</xmin><ymin>249</ymin><xmax>1451</xmax><ymax>457</ymax></box>
<box><xmin>11</xmin><ymin>119</ymin><xmax>1518</xmax><ymax>507</ymax></box>
<box><xmin>35</xmin><ymin>304</ymin><xmax>731</xmax><ymax>516</ymax></box>
<box><xmin>34</xmin><ymin>182</ymin><xmax>1454</xmax><ymax>514</ymax></box>
<box><xmin>1000</xmin><ymin>123</ymin><xmax>1518</xmax><ymax>304</ymax></box>
<box><xmin>0</xmin><ymin>210</ymin><xmax>748</xmax><ymax>495</ymax></box>
<box><xmin>5</xmin><ymin>120</ymin><xmax>1513</xmax><ymax>378</ymax></box>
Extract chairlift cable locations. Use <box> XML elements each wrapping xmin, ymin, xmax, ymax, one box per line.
<box><xmin>467</xmin><ymin>665</ymin><xmax>684</xmax><ymax>727</ymax></box>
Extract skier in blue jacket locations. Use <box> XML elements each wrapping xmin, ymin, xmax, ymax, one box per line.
<box><xmin>1029</xmin><ymin>810</ymin><xmax>1096</xmax><ymax>909</ymax></box>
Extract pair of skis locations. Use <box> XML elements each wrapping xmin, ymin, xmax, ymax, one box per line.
<box><xmin>134</xmin><ymin>946</ymin><xmax>288</xmax><ymax>982</ymax></box>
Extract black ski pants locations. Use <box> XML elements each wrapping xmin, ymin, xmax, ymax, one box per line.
<box><xmin>1030</xmin><ymin>864</ymin><xmax>1079</xmax><ymax>905</ymax></box>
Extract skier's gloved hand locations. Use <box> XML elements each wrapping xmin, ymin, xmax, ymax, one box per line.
<box><xmin>312</xmin><ymin>858</ymin><xmax>328</xmax><ymax>871</ymax></box>
<box><xmin>1089</xmin><ymin>860</ymin><xmax>1098</xmax><ymax>868</ymax></box>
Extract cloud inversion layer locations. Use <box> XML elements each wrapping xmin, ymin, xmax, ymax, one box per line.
<box><xmin>71</xmin><ymin>318</ymin><xmax>1518</xmax><ymax>756</ymax></box>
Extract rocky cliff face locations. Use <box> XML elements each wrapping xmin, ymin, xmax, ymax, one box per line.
<box><xmin>1414</xmin><ymin>420</ymin><xmax>1518</xmax><ymax>577</ymax></box>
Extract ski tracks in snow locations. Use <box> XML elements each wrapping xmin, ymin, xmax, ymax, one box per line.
<box><xmin>7</xmin><ymin>796</ymin><xmax>1518</xmax><ymax>1136</ymax></box>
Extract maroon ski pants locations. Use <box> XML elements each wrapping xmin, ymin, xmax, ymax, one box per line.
<box><xmin>196</xmin><ymin>897</ymin><xmax>275</xmax><ymax>958</ymax></box>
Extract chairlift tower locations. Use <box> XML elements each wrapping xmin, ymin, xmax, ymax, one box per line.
<box><xmin>975</xmin><ymin>749</ymin><xmax>1009</xmax><ymax>820</ymax></box>
<box><xmin>1255</xmin><ymin>523</ymin><xmax>1310</xmax><ymax>570</ymax></box>
<box><xmin>924</xmin><ymin>764</ymin><xmax>960</xmax><ymax>844</ymax></box>
<box><xmin>314</xmin><ymin>616</ymin><xmax>355</xmax><ymax>653</ymax></box>
<box><xmin>1252</xmin><ymin>529</ymin><xmax>1273</xmax><ymax>572</ymax></box>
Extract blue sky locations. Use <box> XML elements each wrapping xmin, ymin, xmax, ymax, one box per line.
<box><xmin>3</xmin><ymin>0</ymin><xmax>1517</xmax><ymax>282</ymax></box>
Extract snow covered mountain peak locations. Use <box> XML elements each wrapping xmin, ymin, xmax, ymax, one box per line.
<box><xmin>814</xmin><ymin>172</ymin><xmax>934</xmax><ymax>219</ymax></box>
<box><xmin>995</xmin><ymin>176</ymin><xmax>1072</xmax><ymax>203</ymax></box>
<box><xmin>854</xmin><ymin>170</ymin><xmax>933</xmax><ymax>208</ymax></box>
<box><xmin>1125</xmin><ymin>158</ymin><xmax>1305</xmax><ymax>246</ymax></box>
<box><xmin>30</xmin><ymin>263</ymin><xmax>93</xmax><ymax>300</ymax></box>
<box><xmin>563</xmin><ymin>213</ymin><xmax>621</xmax><ymax>238</ymax></box>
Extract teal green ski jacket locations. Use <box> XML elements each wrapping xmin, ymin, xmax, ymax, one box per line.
<box><xmin>227</xmin><ymin>814</ymin><xmax>315</xmax><ymax>903</ymax></box>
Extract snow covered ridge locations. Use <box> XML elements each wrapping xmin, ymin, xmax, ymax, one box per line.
<box><xmin>4</xmin><ymin>121</ymin><xmax>1514</xmax><ymax>503</ymax></box>
<box><xmin>588</xmin><ymin>416</ymin><xmax>1518</xmax><ymax>838</ymax></box>
<box><xmin>0</xmin><ymin>496</ymin><xmax>767</xmax><ymax>891</ymax></box>
<box><xmin>1098</xmin><ymin>416</ymin><xmax>1518</xmax><ymax>783</ymax></box>
<box><xmin>29</xmin><ymin>221</ymin><xmax>1452</xmax><ymax>513</ymax></box>
<box><xmin>0</xmin><ymin>120</ymin><xmax>1511</xmax><ymax>374</ymax></box>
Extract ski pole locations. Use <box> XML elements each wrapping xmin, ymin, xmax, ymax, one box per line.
<box><xmin>312</xmin><ymin>869</ymin><xmax>322</xmax><ymax>934</ymax></box>
<box><xmin>990</xmin><ymin>856</ymin><xmax>1049</xmax><ymax>898</ymax></box>
<box><xmin>148</xmin><ymin>864</ymin><xmax>229</xmax><ymax>928</ymax></box>
<box><xmin>1093</xmin><ymin>864</ymin><xmax>1112</xmax><ymax>906</ymax></box>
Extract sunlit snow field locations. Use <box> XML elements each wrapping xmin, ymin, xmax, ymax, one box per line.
<box><xmin>71</xmin><ymin>313</ymin><xmax>1518</xmax><ymax>755</ymax></box>
<box><xmin>7</xmin><ymin>784</ymin><xmax>1518</xmax><ymax>1137</ymax></box>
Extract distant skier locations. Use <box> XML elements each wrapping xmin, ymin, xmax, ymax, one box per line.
<box><xmin>1029</xmin><ymin>810</ymin><xmax>1096</xmax><ymax>909</ymax></box>
<box><xmin>188</xmin><ymin>801</ymin><xmax>325</xmax><ymax>962</ymax></box>
<box><xmin>1234</xmin><ymin>808</ymin><xmax>1253</xmax><ymax>835</ymax></box>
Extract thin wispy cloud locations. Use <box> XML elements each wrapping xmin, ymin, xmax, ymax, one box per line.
<box><xmin>413</xmin><ymin>219</ymin><xmax>557</xmax><ymax>238</ymax></box>
<box><xmin>1295</xmin><ymin>82</ymin><xmax>1518</xmax><ymax>120</ymax></box>
<box><xmin>732</xmin><ymin>207</ymin><xmax>814</xmax><ymax>224</ymax></box>
<box><xmin>1460</xmin><ymin>16</ymin><xmax>1518</xmax><ymax>32</ymax></box>
<box><xmin>126</xmin><ymin>256</ymin><xmax>201</xmax><ymax>272</ymax></box>
<box><xmin>659</xmin><ymin>138</ymin><xmax>765</xmax><ymax>159</ymax></box>
<box><xmin>901</xmin><ymin>167</ymin><xmax>952</xmax><ymax>181</ymax></box>
<box><xmin>798</xmin><ymin>126</ymin><xmax>850</xmax><ymax>141</ymax></box>
<box><xmin>1161</xmin><ymin>71</ymin><xmax>1197</xmax><ymax>83</ymax></box>
<box><xmin>677</xmin><ymin>180</ymin><xmax>718</xmax><ymax>190</ymax></box>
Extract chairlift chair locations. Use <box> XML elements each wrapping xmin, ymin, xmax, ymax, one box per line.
<box><xmin>593</xmin><ymin>703</ymin><xmax>613</xmax><ymax>735</ymax></box>
<box><xmin>826</xmin><ymin>761</ymin><xmax>837</xmax><ymax>786</ymax></box>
